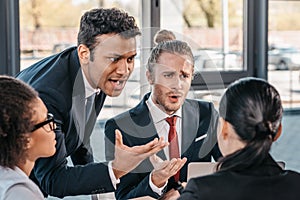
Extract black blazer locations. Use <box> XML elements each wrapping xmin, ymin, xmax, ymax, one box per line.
<box><xmin>16</xmin><ymin>47</ymin><xmax>112</xmax><ymax>197</ymax></box>
<box><xmin>104</xmin><ymin>93</ymin><xmax>222</xmax><ymax>199</ymax></box>
<box><xmin>179</xmin><ymin>155</ymin><xmax>300</xmax><ymax>200</ymax></box>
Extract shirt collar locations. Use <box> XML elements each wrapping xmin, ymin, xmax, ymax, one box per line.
<box><xmin>82</xmin><ymin>69</ymin><xmax>100</xmax><ymax>98</ymax></box>
<box><xmin>146</xmin><ymin>93</ymin><xmax>182</xmax><ymax>124</ymax></box>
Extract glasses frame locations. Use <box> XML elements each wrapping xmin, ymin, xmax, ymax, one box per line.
<box><xmin>31</xmin><ymin>113</ymin><xmax>55</xmax><ymax>132</ymax></box>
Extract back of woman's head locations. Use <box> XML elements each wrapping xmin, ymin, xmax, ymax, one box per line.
<box><xmin>0</xmin><ymin>76</ymin><xmax>38</xmax><ymax>168</ymax></box>
<box><xmin>218</xmin><ymin>77</ymin><xmax>282</xmax><ymax>170</ymax></box>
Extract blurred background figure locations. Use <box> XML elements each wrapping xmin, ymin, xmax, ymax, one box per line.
<box><xmin>0</xmin><ymin>76</ymin><xmax>56</xmax><ymax>200</ymax></box>
<box><xmin>178</xmin><ymin>77</ymin><xmax>300</xmax><ymax>200</ymax></box>
<box><xmin>153</xmin><ymin>29</ymin><xmax>176</xmax><ymax>45</ymax></box>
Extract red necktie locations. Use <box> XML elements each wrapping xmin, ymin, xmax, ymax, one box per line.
<box><xmin>166</xmin><ymin>116</ymin><xmax>180</xmax><ymax>182</ymax></box>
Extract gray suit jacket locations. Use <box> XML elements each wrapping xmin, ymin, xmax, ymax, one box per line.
<box><xmin>104</xmin><ymin>93</ymin><xmax>222</xmax><ymax>199</ymax></box>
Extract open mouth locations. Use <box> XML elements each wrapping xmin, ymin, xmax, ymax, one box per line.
<box><xmin>109</xmin><ymin>79</ymin><xmax>126</xmax><ymax>90</ymax></box>
<box><xmin>110</xmin><ymin>79</ymin><xmax>125</xmax><ymax>85</ymax></box>
<box><xmin>169</xmin><ymin>94</ymin><xmax>182</xmax><ymax>103</ymax></box>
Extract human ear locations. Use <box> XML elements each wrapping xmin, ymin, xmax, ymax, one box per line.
<box><xmin>25</xmin><ymin>135</ymin><xmax>34</xmax><ymax>150</ymax></box>
<box><xmin>146</xmin><ymin>70</ymin><xmax>154</xmax><ymax>85</ymax></box>
<box><xmin>77</xmin><ymin>44</ymin><xmax>90</xmax><ymax>64</ymax></box>
<box><xmin>221</xmin><ymin>118</ymin><xmax>229</xmax><ymax>140</ymax></box>
<box><xmin>273</xmin><ymin>123</ymin><xmax>282</xmax><ymax>141</ymax></box>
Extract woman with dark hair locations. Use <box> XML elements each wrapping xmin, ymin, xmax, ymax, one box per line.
<box><xmin>0</xmin><ymin>76</ymin><xmax>56</xmax><ymax>199</ymax></box>
<box><xmin>178</xmin><ymin>77</ymin><xmax>300</xmax><ymax>200</ymax></box>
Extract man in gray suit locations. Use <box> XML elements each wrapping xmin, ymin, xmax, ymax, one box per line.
<box><xmin>105</xmin><ymin>40</ymin><xmax>222</xmax><ymax>199</ymax></box>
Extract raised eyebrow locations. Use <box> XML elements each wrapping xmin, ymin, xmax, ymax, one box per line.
<box><xmin>162</xmin><ymin>71</ymin><xmax>176</xmax><ymax>75</ymax></box>
<box><xmin>180</xmin><ymin>70</ymin><xmax>191</xmax><ymax>75</ymax></box>
<box><xmin>107</xmin><ymin>53</ymin><xmax>122</xmax><ymax>58</ymax></box>
<box><xmin>128</xmin><ymin>53</ymin><xmax>137</xmax><ymax>59</ymax></box>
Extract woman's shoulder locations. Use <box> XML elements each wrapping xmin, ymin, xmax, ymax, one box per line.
<box><xmin>284</xmin><ymin>170</ymin><xmax>300</xmax><ymax>180</ymax></box>
<box><xmin>0</xmin><ymin>167</ymin><xmax>44</xmax><ymax>199</ymax></box>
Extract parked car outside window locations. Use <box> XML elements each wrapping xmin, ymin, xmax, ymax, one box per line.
<box><xmin>268</xmin><ymin>44</ymin><xmax>300</xmax><ymax>70</ymax></box>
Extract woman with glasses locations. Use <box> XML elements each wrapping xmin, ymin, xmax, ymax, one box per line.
<box><xmin>178</xmin><ymin>77</ymin><xmax>300</xmax><ymax>200</ymax></box>
<box><xmin>0</xmin><ymin>76</ymin><xmax>56</xmax><ymax>199</ymax></box>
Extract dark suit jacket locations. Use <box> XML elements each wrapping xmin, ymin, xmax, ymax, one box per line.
<box><xmin>179</xmin><ymin>155</ymin><xmax>300</xmax><ymax>200</ymax></box>
<box><xmin>104</xmin><ymin>93</ymin><xmax>222</xmax><ymax>199</ymax></box>
<box><xmin>16</xmin><ymin>47</ymin><xmax>113</xmax><ymax>197</ymax></box>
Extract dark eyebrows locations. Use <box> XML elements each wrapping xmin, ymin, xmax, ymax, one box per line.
<box><xmin>107</xmin><ymin>52</ymin><xmax>137</xmax><ymax>58</ymax></box>
<box><xmin>162</xmin><ymin>70</ymin><xmax>176</xmax><ymax>74</ymax></box>
<box><xmin>106</xmin><ymin>53</ymin><xmax>122</xmax><ymax>58</ymax></box>
<box><xmin>129</xmin><ymin>53</ymin><xmax>137</xmax><ymax>58</ymax></box>
<box><xmin>180</xmin><ymin>69</ymin><xmax>191</xmax><ymax>76</ymax></box>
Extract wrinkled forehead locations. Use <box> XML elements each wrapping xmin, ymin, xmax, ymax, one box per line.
<box><xmin>155</xmin><ymin>52</ymin><xmax>194</xmax><ymax>72</ymax></box>
<box><xmin>95</xmin><ymin>33</ymin><xmax>137</xmax><ymax>55</ymax></box>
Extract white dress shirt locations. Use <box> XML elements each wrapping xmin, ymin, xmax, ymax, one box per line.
<box><xmin>146</xmin><ymin>94</ymin><xmax>182</xmax><ymax>160</ymax></box>
<box><xmin>146</xmin><ymin>93</ymin><xmax>183</xmax><ymax>195</ymax></box>
<box><xmin>82</xmin><ymin>69</ymin><xmax>100</xmax><ymax>100</ymax></box>
<box><xmin>82</xmin><ymin>69</ymin><xmax>120</xmax><ymax>188</ymax></box>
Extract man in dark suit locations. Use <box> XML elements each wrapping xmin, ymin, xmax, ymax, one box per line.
<box><xmin>16</xmin><ymin>8</ymin><xmax>167</xmax><ymax>198</ymax></box>
<box><xmin>105</xmin><ymin>40</ymin><xmax>222</xmax><ymax>199</ymax></box>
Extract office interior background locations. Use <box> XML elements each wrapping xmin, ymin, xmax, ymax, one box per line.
<box><xmin>1</xmin><ymin>0</ymin><xmax>300</xmax><ymax>199</ymax></box>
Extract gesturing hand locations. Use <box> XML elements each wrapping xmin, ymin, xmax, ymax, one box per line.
<box><xmin>149</xmin><ymin>154</ymin><xmax>187</xmax><ymax>187</ymax></box>
<box><xmin>112</xmin><ymin>129</ymin><xmax>168</xmax><ymax>179</ymax></box>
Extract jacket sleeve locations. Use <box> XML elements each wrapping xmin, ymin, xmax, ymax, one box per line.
<box><xmin>116</xmin><ymin>173</ymin><xmax>160</xmax><ymax>200</ymax></box>
<box><xmin>104</xmin><ymin>119</ymin><xmax>161</xmax><ymax>200</ymax></box>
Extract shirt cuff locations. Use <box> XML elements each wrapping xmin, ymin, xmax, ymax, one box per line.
<box><xmin>149</xmin><ymin>171</ymin><xmax>168</xmax><ymax>196</ymax></box>
<box><xmin>108</xmin><ymin>161</ymin><xmax>120</xmax><ymax>189</ymax></box>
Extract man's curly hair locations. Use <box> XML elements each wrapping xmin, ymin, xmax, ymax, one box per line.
<box><xmin>0</xmin><ymin>76</ymin><xmax>38</xmax><ymax>168</ymax></box>
<box><xmin>77</xmin><ymin>8</ymin><xmax>141</xmax><ymax>59</ymax></box>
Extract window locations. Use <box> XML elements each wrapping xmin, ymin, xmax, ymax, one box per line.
<box><xmin>268</xmin><ymin>0</ymin><xmax>300</xmax><ymax>110</ymax></box>
<box><xmin>160</xmin><ymin>0</ymin><xmax>247</xmax><ymax>91</ymax></box>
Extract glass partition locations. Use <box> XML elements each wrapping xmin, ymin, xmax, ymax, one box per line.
<box><xmin>268</xmin><ymin>0</ymin><xmax>300</xmax><ymax>110</ymax></box>
<box><xmin>160</xmin><ymin>0</ymin><xmax>244</xmax><ymax>73</ymax></box>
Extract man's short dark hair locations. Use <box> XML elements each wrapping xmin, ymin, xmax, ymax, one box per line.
<box><xmin>77</xmin><ymin>8</ymin><xmax>141</xmax><ymax>54</ymax></box>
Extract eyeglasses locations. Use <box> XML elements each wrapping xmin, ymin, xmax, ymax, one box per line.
<box><xmin>31</xmin><ymin>113</ymin><xmax>56</xmax><ymax>132</ymax></box>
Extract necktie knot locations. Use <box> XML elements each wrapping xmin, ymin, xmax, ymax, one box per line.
<box><xmin>166</xmin><ymin>116</ymin><xmax>177</xmax><ymax>127</ymax></box>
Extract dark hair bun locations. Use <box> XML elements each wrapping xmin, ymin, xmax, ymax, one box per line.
<box><xmin>255</xmin><ymin>121</ymin><xmax>273</xmax><ymax>139</ymax></box>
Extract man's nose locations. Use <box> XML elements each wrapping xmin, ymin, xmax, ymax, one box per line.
<box><xmin>116</xmin><ymin>59</ymin><xmax>130</xmax><ymax>74</ymax></box>
<box><xmin>170</xmin><ymin>76</ymin><xmax>183</xmax><ymax>89</ymax></box>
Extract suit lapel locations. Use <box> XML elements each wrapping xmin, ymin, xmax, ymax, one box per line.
<box><xmin>95</xmin><ymin>91</ymin><xmax>106</xmax><ymax>114</ymax></box>
<box><xmin>129</xmin><ymin>93</ymin><xmax>167</xmax><ymax>160</ymax></box>
<box><xmin>71</xmin><ymin>69</ymin><xmax>86</xmax><ymax>143</ymax></box>
<box><xmin>181</xmin><ymin>100</ymin><xmax>199</xmax><ymax>156</ymax></box>
<box><xmin>124</xmin><ymin>95</ymin><xmax>201</xmax><ymax>160</ymax></box>
<box><xmin>83</xmin><ymin>91</ymin><xmax>106</xmax><ymax>145</ymax></box>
